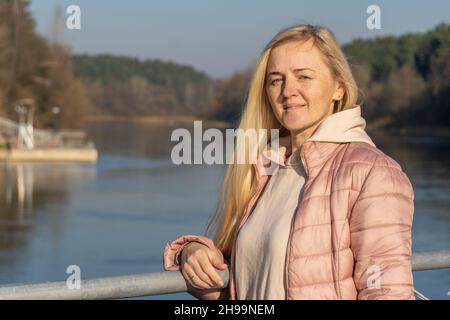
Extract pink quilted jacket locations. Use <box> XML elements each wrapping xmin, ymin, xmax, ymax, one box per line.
<box><xmin>163</xmin><ymin>107</ymin><xmax>415</xmax><ymax>300</ymax></box>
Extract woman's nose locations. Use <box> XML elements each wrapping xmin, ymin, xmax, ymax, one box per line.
<box><xmin>282</xmin><ymin>78</ymin><xmax>300</xmax><ymax>99</ymax></box>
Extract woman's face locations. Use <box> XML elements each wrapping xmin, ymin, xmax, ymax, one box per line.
<box><xmin>265</xmin><ymin>39</ymin><xmax>344</xmax><ymax>133</ymax></box>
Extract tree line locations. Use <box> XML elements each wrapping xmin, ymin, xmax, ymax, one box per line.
<box><xmin>0</xmin><ymin>0</ymin><xmax>89</xmax><ymax>129</ymax></box>
<box><xmin>212</xmin><ymin>22</ymin><xmax>450</xmax><ymax>130</ymax></box>
<box><xmin>77</xmin><ymin>22</ymin><xmax>449</xmax><ymax>130</ymax></box>
<box><xmin>73</xmin><ymin>54</ymin><xmax>217</xmax><ymax>119</ymax></box>
<box><xmin>343</xmin><ymin>22</ymin><xmax>450</xmax><ymax>130</ymax></box>
<box><xmin>1</xmin><ymin>0</ymin><xmax>449</xmax><ymax>131</ymax></box>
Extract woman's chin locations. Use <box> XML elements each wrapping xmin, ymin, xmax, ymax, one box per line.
<box><xmin>281</xmin><ymin>120</ymin><xmax>309</xmax><ymax>132</ymax></box>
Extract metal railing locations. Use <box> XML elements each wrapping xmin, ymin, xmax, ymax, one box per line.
<box><xmin>0</xmin><ymin>250</ymin><xmax>449</xmax><ymax>300</ymax></box>
<box><xmin>0</xmin><ymin>116</ymin><xmax>56</xmax><ymax>141</ymax></box>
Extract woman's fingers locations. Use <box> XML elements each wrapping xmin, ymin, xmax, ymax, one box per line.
<box><xmin>182</xmin><ymin>264</ymin><xmax>211</xmax><ymax>289</ymax></box>
<box><xmin>180</xmin><ymin>244</ymin><xmax>226</xmax><ymax>289</ymax></box>
<box><xmin>190</xmin><ymin>259</ymin><xmax>216</xmax><ymax>287</ymax></box>
<box><xmin>195</xmin><ymin>250</ymin><xmax>226</xmax><ymax>287</ymax></box>
<box><xmin>201</xmin><ymin>261</ymin><xmax>224</xmax><ymax>286</ymax></box>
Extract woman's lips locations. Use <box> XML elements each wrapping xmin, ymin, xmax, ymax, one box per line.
<box><xmin>283</xmin><ymin>103</ymin><xmax>306</xmax><ymax>110</ymax></box>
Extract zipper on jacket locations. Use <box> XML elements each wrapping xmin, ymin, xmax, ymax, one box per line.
<box><xmin>285</xmin><ymin>215</ymin><xmax>295</xmax><ymax>300</ymax></box>
<box><xmin>285</xmin><ymin>149</ymin><xmax>308</xmax><ymax>299</ymax></box>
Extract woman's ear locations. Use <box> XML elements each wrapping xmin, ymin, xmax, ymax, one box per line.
<box><xmin>332</xmin><ymin>81</ymin><xmax>345</xmax><ymax>101</ymax></box>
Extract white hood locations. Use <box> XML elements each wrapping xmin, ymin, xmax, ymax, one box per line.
<box><xmin>306</xmin><ymin>105</ymin><xmax>375</xmax><ymax>147</ymax></box>
<box><xmin>260</xmin><ymin>105</ymin><xmax>375</xmax><ymax>168</ymax></box>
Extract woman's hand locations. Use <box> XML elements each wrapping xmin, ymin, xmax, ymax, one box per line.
<box><xmin>180</xmin><ymin>242</ymin><xmax>228</xmax><ymax>290</ymax></box>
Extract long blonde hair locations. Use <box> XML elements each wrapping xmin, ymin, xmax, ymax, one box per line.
<box><xmin>205</xmin><ymin>24</ymin><xmax>359</xmax><ymax>258</ymax></box>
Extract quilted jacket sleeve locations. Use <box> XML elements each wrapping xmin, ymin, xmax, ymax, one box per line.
<box><xmin>350</xmin><ymin>155</ymin><xmax>415</xmax><ymax>300</ymax></box>
<box><xmin>163</xmin><ymin>234</ymin><xmax>230</xmax><ymax>300</ymax></box>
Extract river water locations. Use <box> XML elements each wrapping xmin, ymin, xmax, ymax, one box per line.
<box><xmin>0</xmin><ymin>121</ymin><xmax>448</xmax><ymax>300</ymax></box>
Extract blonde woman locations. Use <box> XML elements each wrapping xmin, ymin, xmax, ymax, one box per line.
<box><xmin>163</xmin><ymin>24</ymin><xmax>415</xmax><ymax>300</ymax></box>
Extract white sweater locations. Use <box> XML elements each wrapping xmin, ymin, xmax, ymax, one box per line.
<box><xmin>235</xmin><ymin>150</ymin><xmax>306</xmax><ymax>299</ymax></box>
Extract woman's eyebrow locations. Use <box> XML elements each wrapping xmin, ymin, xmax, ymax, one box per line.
<box><xmin>266</xmin><ymin>71</ymin><xmax>284</xmax><ymax>77</ymax></box>
<box><xmin>293</xmin><ymin>67</ymin><xmax>315</xmax><ymax>73</ymax></box>
<box><xmin>267</xmin><ymin>68</ymin><xmax>316</xmax><ymax>76</ymax></box>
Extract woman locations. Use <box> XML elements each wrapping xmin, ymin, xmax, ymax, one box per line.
<box><xmin>163</xmin><ymin>24</ymin><xmax>415</xmax><ymax>300</ymax></box>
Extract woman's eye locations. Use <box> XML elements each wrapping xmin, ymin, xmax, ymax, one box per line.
<box><xmin>298</xmin><ymin>75</ymin><xmax>310</xmax><ymax>80</ymax></box>
<box><xmin>270</xmin><ymin>79</ymin><xmax>282</xmax><ymax>86</ymax></box>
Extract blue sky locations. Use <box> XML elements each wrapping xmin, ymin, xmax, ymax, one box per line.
<box><xmin>30</xmin><ymin>0</ymin><xmax>450</xmax><ymax>78</ymax></box>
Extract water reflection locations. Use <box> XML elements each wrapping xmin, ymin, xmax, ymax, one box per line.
<box><xmin>3</xmin><ymin>163</ymin><xmax>34</xmax><ymax>222</ymax></box>
<box><xmin>0</xmin><ymin>162</ymin><xmax>96</xmax><ymax>254</ymax></box>
<box><xmin>86</xmin><ymin>120</ymin><xmax>179</xmax><ymax>160</ymax></box>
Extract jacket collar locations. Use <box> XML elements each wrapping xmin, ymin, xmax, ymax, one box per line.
<box><xmin>255</xmin><ymin>105</ymin><xmax>375</xmax><ymax>178</ymax></box>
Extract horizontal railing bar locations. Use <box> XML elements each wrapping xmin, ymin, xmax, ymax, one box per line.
<box><xmin>0</xmin><ymin>250</ymin><xmax>448</xmax><ymax>300</ymax></box>
<box><xmin>411</xmin><ymin>250</ymin><xmax>450</xmax><ymax>271</ymax></box>
<box><xmin>0</xmin><ymin>269</ymin><xmax>229</xmax><ymax>300</ymax></box>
